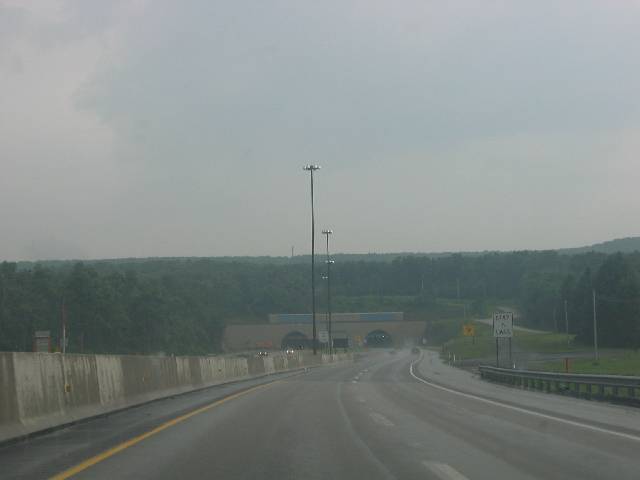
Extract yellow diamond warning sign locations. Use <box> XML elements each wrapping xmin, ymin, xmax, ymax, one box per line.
<box><xmin>462</xmin><ymin>324</ymin><xmax>475</xmax><ymax>337</ymax></box>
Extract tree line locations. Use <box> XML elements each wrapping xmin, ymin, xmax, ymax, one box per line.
<box><xmin>523</xmin><ymin>252</ymin><xmax>640</xmax><ymax>348</ymax></box>
<box><xmin>1</xmin><ymin>249</ymin><xmax>639</xmax><ymax>354</ymax></box>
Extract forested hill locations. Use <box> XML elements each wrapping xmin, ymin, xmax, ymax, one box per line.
<box><xmin>2</xmin><ymin>249</ymin><xmax>640</xmax><ymax>355</ymax></box>
<box><xmin>15</xmin><ymin>236</ymin><xmax>640</xmax><ymax>270</ymax></box>
<box><xmin>558</xmin><ymin>236</ymin><xmax>640</xmax><ymax>255</ymax></box>
<box><xmin>14</xmin><ymin>251</ymin><xmax>467</xmax><ymax>270</ymax></box>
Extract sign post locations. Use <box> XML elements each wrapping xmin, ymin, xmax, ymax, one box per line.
<box><xmin>493</xmin><ymin>312</ymin><xmax>514</xmax><ymax>368</ymax></box>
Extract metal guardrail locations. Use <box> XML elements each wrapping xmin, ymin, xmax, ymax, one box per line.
<box><xmin>478</xmin><ymin>365</ymin><xmax>640</xmax><ymax>404</ymax></box>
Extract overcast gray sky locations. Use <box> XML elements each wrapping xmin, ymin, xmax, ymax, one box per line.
<box><xmin>1</xmin><ymin>1</ymin><xmax>640</xmax><ymax>260</ymax></box>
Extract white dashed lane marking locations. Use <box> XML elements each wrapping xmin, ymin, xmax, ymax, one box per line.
<box><xmin>369</xmin><ymin>411</ymin><xmax>394</xmax><ymax>427</ymax></box>
<box><xmin>422</xmin><ymin>461</ymin><xmax>469</xmax><ymax>480</ymax></box>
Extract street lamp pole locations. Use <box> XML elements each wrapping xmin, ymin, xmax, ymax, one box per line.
<box><xmin>593</xmin><ymin>289</ymin><xmax>599</xmax><ymax>362</ymax></box>
<box><xmin>322</xmin><ymin>229</ymin><xmax>334</xmax><ymax>354</ymax></box>
<box><xmin>327</xmin><ymin>260</ymin><xmax>335</xmax><ymax>354</ymax></box>
<box><xmin>322</xmin><ymin>230</ymin><xmax>333</xmax><ymax>354</ymax></box>
<box><xmin>303</xmin><ymin>165</ymin><xmax>320</xmax><ymax>354</ymax></box>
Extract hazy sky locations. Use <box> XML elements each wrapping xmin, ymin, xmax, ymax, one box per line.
<box><xmin>2</xmin><ymin>1</ymin><xmax>640</xmax><ymax>260</ymax></box>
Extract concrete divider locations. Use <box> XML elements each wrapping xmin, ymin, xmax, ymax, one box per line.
<box><xmin>0</xmin><ymin>350</ymin><xmax>352</xmax><ymax>444</ymax></box>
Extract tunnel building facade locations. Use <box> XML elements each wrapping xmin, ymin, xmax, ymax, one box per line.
<box><xmin>223</xmin><ymin>312</ymin><xmax>426</xmax><ymax>351</ymax></box>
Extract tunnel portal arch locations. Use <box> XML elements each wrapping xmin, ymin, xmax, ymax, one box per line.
<box><xmin>364</xmin><ymin>329</ymin><xmax>393</xmax><ymax>347</ymax></box>
<box><xmin>281</xmin><ymin>331</ymin><xmax>310</xmax><ymax>350</ymax></box>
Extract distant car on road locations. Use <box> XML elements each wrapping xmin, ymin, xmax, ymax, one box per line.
<box><xmin>257</xmin><ymin>351</ymin><xmax>269</xmax><ymax>357</ymax></box>
<box><xmin>411</xmin><ymin>347</ymin><xmax>420</xmax><ymax>354</ymax></box>
<box><xmin>284</xmin><ymin>348</ymin><xmax>296</xmax><ymax>355</ymax></box>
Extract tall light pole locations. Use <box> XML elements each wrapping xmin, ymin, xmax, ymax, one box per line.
<box><xmin>326</xmin><ymin>260</ymin><xmax>335</xmax><ymax>354</ymax></box>
<box><xmin>322</xmin><ymin>230</ymin><xmax>333</xmax><ymax>354</ymax></box>
<box><xmin>593</xmin><ymin>289</ymin><xmax>599</xmax><ymax>362</ymax></box>
<box><xmin>303</xmin><ymin>165</ymin><xmax>320</xmax><ymax>354</ymax></box>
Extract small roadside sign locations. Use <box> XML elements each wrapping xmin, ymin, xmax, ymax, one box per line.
<box><xmin>319</xmin><ymin>330</ymin><xmax>329</xmax><ymax>343</ymax></box>
<box><xmin>493</xmin><ymin>312</ymin><xmax>514</xmax><ymax>338</ymax></box>
<box><xmin>33</xmin><ymin>330</ymin><xmax>51</xmax><ymax>353</ymax></box>
<box><xmin>462</xmin><ymin>324</ymin><xmax>475</xmax><ymax>337</ymax></box>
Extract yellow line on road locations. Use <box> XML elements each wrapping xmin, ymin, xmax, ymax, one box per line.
<box><xmin>50</xmin><ymin>381</ymin><xmax>278</xmax><ymax>480</ymax></box>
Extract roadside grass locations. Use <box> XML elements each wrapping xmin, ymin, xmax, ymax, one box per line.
<box><xmin>441</xmin><ymin>319</ymin><xmax>640</xmax><ymax>376</ymax></box>
<box><xmin>535</xmin><ymin>351</ymin><xmax>640</xmax><ymax>376</ymax></box>
<box><xmin>441</xmin><ymin>323</ymin><xmax>494</xmax><ymax>358</ymax></box>
<box><xmin>515</xmin><ymin>332</ymin><xmax>580</xmax><ymax>354</ymax></box>
<box><xmin>442</xmin><ymin>323</ymin><xmax>581</xmax><ymax>360</ymax></box>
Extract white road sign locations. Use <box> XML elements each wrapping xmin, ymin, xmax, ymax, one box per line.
<box><xmin>319</xmin><ymin>330</ymin><xmax>329</xmax><ymax>343</ymax></box>
<box><xmin>493</xmin><ymin>312</ymin><xmax>514</xmax><ymax>338</ymax></box>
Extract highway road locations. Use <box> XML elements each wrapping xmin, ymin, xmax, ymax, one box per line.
<box><xmin>3</xmin><ymin>349</ymin><xmax>640</xmax><ymax>479</ymax></box>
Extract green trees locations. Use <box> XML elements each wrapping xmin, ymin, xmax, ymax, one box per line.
<box><xmin>557</xmin><ymin>255</ymin><xmax>640</xmax><ymax>349</ymax></box>
<box><xmin>0</xmin><ymin>262</ymin><xmax>226</xmax><ymax>355</ymax></box>
<box><xmin>594</xmin><ymin>255</ymin><xmax>640</xmax><ymax>348</ymax></box>
<box><xmin>1</xmin><ymin>249</ymin><xmax>639</xmax><ymax>353</ymax></box>
<box><xmin>519</xmin><ymin>272</ymin><xmax>562</xmax><ymax>330</ymax></box>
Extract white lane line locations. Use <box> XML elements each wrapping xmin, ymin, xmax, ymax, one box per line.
<box><xmin>409</xmin><ymin>358</ymin><xmax>640</xmax><ymax>443</ymax></box>
<box><xmin>369</xmin><ymin>411</ymin><xmax>395</xmax><ymax>427</ymax></box>
<box><xmin>422</xmin><ymin>461</ymin><xmax>469</xmax><ymax>480</ymax></box>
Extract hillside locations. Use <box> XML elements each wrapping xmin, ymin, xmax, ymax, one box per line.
<box><xmin>12</xmin><ymin>237</ymin><xmax>640</xmax><ymax>269</ymax></box>
<box><xmin>558</xmin><ymin>236</ymin><xmax>640</xmax><ymax>255</ymax></box>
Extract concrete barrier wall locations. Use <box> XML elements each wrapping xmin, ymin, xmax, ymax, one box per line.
<box><xmin>0</xmin><ymin>350</ymin><xmax>352</xmax><ymax>444</ymax></box>
<box><xmin>0</xmin><ymin>353</ymin><xmax>20</xmax><ymax>442</ymax></box>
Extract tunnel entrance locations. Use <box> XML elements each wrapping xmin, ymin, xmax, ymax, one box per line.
<box><xmin>365</xmin><ymin>330</ymin><xmax>393</xmax><ymax>348</ymax></box>
<box><xmin>281</xmin><ymin>331</ymin><xmax>311</xmax><ymax>350</ymax></box>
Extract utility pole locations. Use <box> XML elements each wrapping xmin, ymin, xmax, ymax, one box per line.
<box><xmin>322</xmin><ymin>229</ymin><xmax>333</xmax><ymax>355</ymax></box>
<box><xmin>303</xmin><ymin>165</ymin><xmax>320</xmax><ymax>354</ymax></box>
<box><xmin>593</xmin><ymin>289</ymin><xmax>599</xmax><ymax>362</ymax></box>
<box><xmin>564</xmin><ymin>299</ymin><xmax>569</xmax><ymax>346</ymax></box>
<box><xmin>456</xmin><ymin>278</ymin><xmax>460</xmax><ymax>300</ymax></box>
